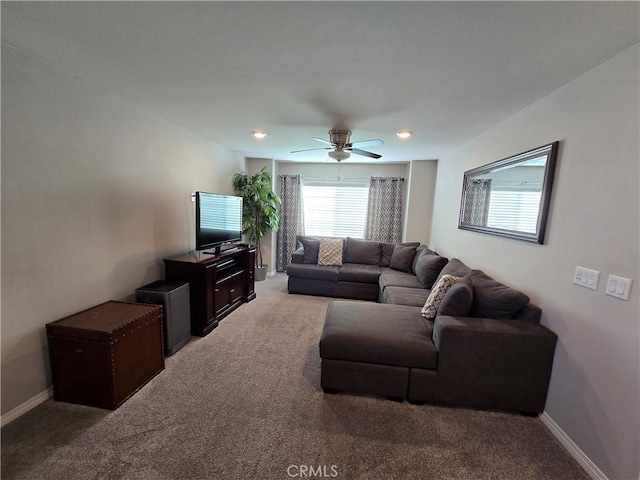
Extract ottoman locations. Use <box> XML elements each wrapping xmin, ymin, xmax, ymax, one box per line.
<box><xmin>319</xmin><ymin>301</ymin><xmax>438</xmax><ymax>400</ymax></box>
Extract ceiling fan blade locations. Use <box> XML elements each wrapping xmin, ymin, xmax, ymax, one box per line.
<box><xmin>290</xmin><ymin>147</ymin><xmax>331</xmax><ymax>154</ymax></box>
<box><xmin>311</xmin><ymin>137</ymin><xmax>334</xmax><ymax>146</ymax></box>
<box><xmin>348</xmin><ymin>139</ymin><xmax>384</xmax><ymax>148</ymax></box>
<box><xmin>350</xmin><ymin>148</ymin><xmax>382</xmax><ymax>159</ymax></box>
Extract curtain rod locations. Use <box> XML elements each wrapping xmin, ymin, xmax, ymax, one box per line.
<box><xmin>302</xmin><ymin>176</ymin><xmax>405</xmax><ymax>182</ymax></box>
<box><xmin>302</xmin><ymin>176</ymin><xmax>369</xmax><ymax>181</ymax></box>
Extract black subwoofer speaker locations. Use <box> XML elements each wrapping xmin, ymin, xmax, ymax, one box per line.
<box><xmin>135</xmin><ymin>280</ymin><xmax>191</xmax><ymax>356</ymax></box>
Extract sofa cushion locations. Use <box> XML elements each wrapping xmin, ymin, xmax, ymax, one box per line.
<box><xmin>286</xmin><ymin>263</ymin><xmax>340</xmax><ymax>282</ymax></box>
<box><xmin>389</xmin><ymin>244</ymin><xmax>418</xmax><ymax>273</ymax></box>
<box><xmin>379</xmin><ymin>270</ymin><xmax>425</xmax><ymax>290</ymax></box>
<box><xmin>381</xmin><ymin>242</ymin><xmax>420</xmax><ymax>267</ymax></box>
<box><xmin>382</xmin><ymin>286</ymin><xmax>430</xmax><ymax>307</ymax></box>
<box><xmin>421</xmin><ymin>275</ymin><xmax>460</xmax><ymax>319</ymax></box>
<box><xmin>296</xmin><ymin>234</ymin><xmax>318</xmax><ymax>247</ymax></box>
<box><xmin>434</xmin><ymin>258</ymin><xmax>472</xmax><ymax>285</ymax></box>
<box><xmin>299</xmin><ymin>237</ymin><xmax>320</xmax><ymax>264</ymax></box>
<box><xmin>320</xmin><ymin>302</ymin><xmax>438</xmax><ymax>369</ymax></box>
<box><xmin>468</xmin><ymin>270</ymin><xmax>530</xmax><ymax>320</ymax></box>
<box><xmin>318</xmin><ymin>238</ymin><xmax>344</xmax><ymax>266</ymax></box>
<box><xmin>414</xmin><ymin>253</ymin><xmax>448</xmax><ymax>289</ymax></box>
<box><xmin>291</xmin><ymin>246</ymin><xmax>305</xmax><ymax>264</ymax></box>
<box><xmin>411</xmin><ymin>245</ymin><xmax>434</xmax><ymax>273</ymax></box>
<box><xmin>338</xmin><ymin>263</ymin><xmax>381</xmax><ymax>284</ymax></box>
<box><xmin>437</xmin><ymin>276</ymin><xmax>474</xmax><ymax>317</ymax></box>
<box><xmin>344</xmin><ymin>238</ymin><xmax>382</xmax><ymax>265</ymax></box>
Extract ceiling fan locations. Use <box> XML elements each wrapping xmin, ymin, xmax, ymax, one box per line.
<box><xmin>290</xmin><ymin>130</ymin><xmax>384</xmax><ymax>161</ymax></box>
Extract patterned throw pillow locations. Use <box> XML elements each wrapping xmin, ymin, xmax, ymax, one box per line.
<box><xmin>421</xmin><ymin>274</ymin><xmax>461</xmax><ymax>319</ymax></box>
<box><xmin>318</xmin><ymin>239</ymin><xmax>344</xmax><ymax>266</ymax></box>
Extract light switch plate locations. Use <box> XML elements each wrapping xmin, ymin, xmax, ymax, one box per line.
<box><xmin>606</xmin><ymin>275</ymin><xmax>632</xmax><ymax>301</ymax></box>
<box><xmin>573</xmin><ymin>266</ymin><xmax>600</xmax><ymax>291</ymax></box>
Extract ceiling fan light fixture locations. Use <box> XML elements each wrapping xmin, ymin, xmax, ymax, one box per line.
<box><xmin>252</xmin><ymin>131</ymin><xmax>267</xmax><ymax>139</ymax></box>
<box><xmin>328</xmin><ymin>150</ymin><xmax>351</xmax><ymax>161</ymax></box>
<box><xmin>396</xmin><ymin>130</ymin><xmax>413</xmax><ymax>139</ymax></box>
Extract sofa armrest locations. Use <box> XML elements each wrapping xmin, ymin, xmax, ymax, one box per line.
<box><xmin>513</xmin><ymin>303</ymin><xmax>542</xmax><ymax>323</ymax></box>
<box><xmin>291</xmin><ymin>246</ymin><xmax>305</xmax><ymax>264</ymax></box>
<box><xmin>432</xmin><ymin>315</ymin><xmax>557</xmax><ymax>413</ymax></box>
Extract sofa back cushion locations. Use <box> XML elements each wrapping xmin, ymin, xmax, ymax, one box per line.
<box><xmin>437</xmin><ymin>276</ymin><xmax>474</xmax><ymax>317</ymax></box>
<box><xmin>468</xmin><ymin>270</ymin><xmax>530</xmax><ymax>319</ymax></box>
<box><xmin>381</xmin><ymin>241</ymin><xmax>420</xmax><ymax>267</ymax></box>
<box><xmin>415</xmin><ymin>253</ymin><xmax>448</xmax><ymax>288</ymax></box>
<box><xmin>344</xmin><ymin>238</ymin><xmax>382</xmax><ymax>265</ymax></box>
<box><xmin>434</xmin><ymin>258</ymin><xmax>472</xmax><ymax>285</ymax></box>
<box><xmin>389</xmin><ymin>244</ymin><xmax>418</xmax><ymax>272</ymax></box>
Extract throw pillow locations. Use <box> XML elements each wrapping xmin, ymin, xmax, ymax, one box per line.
<box><xmin>421</xmin><ymin>274</ymin><xmax>460</xmax><ymax>320</ymax></box>
<box><xmin>300</xmin><ymin>237</ymin><xmax>320</xmax><ymax>264</ymax></box>
<box><xmin>318</xmin><ymin>239</ymin><xmax>344</xmax><ymax>266</ymax></box>
<box><xmin>438</xmin><ymin>276</ymin><xmax>474</xmax><ymax>317</ymax></box>
<box><xmin>414</xmin><ymin>253</ymin><xmax>448</xmax><ymax>289</ymax></box>
<box><xmin>468</xmin><ymin>270</ymin><xmax>530</xmax><ymax>319</ymax></box>
<box><xmin>411</xmin><ymin>245</ymin><xmax>435</xmax><ymax>274</ymax></box>
<box><xmin>380</xmin><ymin>242</ymin><xmax>420</xmax><ymax>267</ymax></box>
<box><xmin>389</xmin><ymin>244</ymin><xmax>418</xmax><ymax>273</ymax></box>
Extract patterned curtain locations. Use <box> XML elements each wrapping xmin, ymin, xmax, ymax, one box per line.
<box><xmin>276</xmin><ymin>175</ymin><xmax>304</xmax><ymax>272</ymax></box>
<box><xmin>461</xmin><ymin>179</ymin><xmax>492</xmax><ymax>226</ymax></box>
<box><xmin>364</xmin><ymin>177</ymin><xmax>404</xmax><ymax>243</ymax></box>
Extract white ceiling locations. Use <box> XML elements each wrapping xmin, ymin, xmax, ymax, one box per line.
<box><xmin>2</xmin><ymin>1</ymin><xmax>639</xmax><ymax>163</ymax></box>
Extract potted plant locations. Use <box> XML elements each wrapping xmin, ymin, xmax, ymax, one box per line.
<box><xmin>232</xmin><ymin>167</ymin><xmax>281</xmax><ymax>281</ymax></box>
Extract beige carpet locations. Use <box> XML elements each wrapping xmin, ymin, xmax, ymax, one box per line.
<box><xmin>2</xmin><ymin>273</ymin><xmax>588</xmax><ymax>480</ymax></box>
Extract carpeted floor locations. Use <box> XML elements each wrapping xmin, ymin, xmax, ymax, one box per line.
<box><xmin>2</xmin><ymin>273</ymin><xmax>589</xmax><ymax>480</ymax></box>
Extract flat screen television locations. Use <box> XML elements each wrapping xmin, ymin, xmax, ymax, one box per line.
<box><xmin>195</xmin><ymin>191</ymin><xmax>243</xmax><ymax>254</ymax></box>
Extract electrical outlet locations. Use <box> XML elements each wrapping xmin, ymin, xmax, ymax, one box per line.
<box><xmin>573</xmin><ymin>266</ymin><xmax>600</xmax><ymax>291</ymax></box>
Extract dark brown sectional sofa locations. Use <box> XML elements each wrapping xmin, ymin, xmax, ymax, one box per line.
<box><xmin>286</xmin><ymin>237</ymin><xmax>558</xmax><ymax>414</ymax></box>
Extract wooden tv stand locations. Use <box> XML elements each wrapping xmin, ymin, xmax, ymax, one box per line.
<box><xmin>163</xmin><ymin>246</ymin><xmax>256</xmax><ymax>336</ymax></box>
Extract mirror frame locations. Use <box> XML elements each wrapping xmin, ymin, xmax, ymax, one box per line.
<box><xmin>458</xmin><ymin>141</ymin><xmax>559</xmax><ymax>244</ymax></box>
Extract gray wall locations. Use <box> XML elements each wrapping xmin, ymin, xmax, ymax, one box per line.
<box><xmin>429</xmin><ymin>45</ymin><xmax>639</xmax><ymax>480</ymax></box>
<box><xmin>1</xmin><ymin>45</ymin><xmax>245</xmax><ymax>419</ymax></box>
<box><xmin>404</xmin><ymin>160</ymin><xmax>438</xmax><ymax>244</ymax></box>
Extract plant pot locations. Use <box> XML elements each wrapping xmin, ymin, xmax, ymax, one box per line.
<box><xmin>255</xmin><ymin>265</ymin><xmax>268</xmax><ymax>282</ymax></box>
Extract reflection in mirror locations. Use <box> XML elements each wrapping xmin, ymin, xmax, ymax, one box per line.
<box><xmin>458</xmin><ymin>142</ymin><xmax>558</xmax><ymax>244</ymax></box>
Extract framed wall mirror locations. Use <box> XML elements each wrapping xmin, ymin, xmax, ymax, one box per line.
<box><xmin>458</xmin><ymin>141</ymin><xmax>559</xmax><ymax>244</ymax></box>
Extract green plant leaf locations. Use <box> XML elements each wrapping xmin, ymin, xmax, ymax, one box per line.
<box><xmin>232</xmin><ymin>166</ymin><xmax>282</xmax><ymax>267</ymax></box>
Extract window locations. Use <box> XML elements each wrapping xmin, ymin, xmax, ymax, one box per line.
<box><xmin>302</xmin><ymin>182</ymin><xmax>369</xmax><ymax>238</ymax></box>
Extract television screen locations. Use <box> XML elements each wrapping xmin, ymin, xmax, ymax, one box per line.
<box><xmin>195</xmin><ymin>192</ymin><xmax>243</xmax><ymax>252</ymax></box>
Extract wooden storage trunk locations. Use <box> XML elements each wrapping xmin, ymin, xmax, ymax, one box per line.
<box><xmin>46</xmin><ymin>301</ymin><xmax>165</xmax><ymax>410</ymax></box>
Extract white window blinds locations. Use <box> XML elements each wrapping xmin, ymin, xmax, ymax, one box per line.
<box><xmin>302</xmin><ymin>182</ymin><xmax>369</xmax><ymax>238</ymax></box>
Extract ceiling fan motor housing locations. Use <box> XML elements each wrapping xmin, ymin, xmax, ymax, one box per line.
<box><xmin>329</xmin><ymin>130</ymin><xmax>351</xmax><ymax>146</ymax></box>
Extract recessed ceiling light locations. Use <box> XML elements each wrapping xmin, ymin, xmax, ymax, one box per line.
<box><xmin>396</xmin><ymin>130</ymin><xmax>413</xmax><ymax>139</ymax></box>
<box><xmin>252</xmin><ymin>131</ymin><xmax>267</xmax><ymax>139</ymax></box>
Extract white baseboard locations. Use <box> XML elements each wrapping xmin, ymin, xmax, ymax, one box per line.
<box><xmin>1</xmin><ymin>387</ymin><xmax>53</xmax><ymax>428</ymax></box>
<box><xmin>540</xmin><ymin>411</ymin><xmax>608</xmax><ymax>480</ymax></box>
